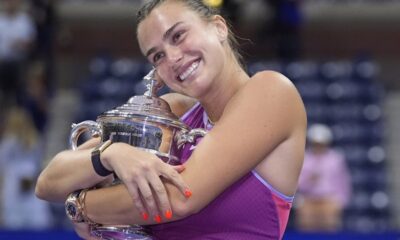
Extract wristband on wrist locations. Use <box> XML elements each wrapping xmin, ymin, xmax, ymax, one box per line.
<box><xmin>65</xmin><ymin>189</ymin><xmax>97</xmax><ymax>225</ymax></box>
<box><xmin>78</xmin><ymin>189</ymin><xmax>97</xmax><ymax>226</ymax></box>
<box><xmin>91</xmin><ymin>140</ymin><xmax>113</xmax><ymax>177</ymax></box>
<box><xmin>65</xmin><ymin>189</ymin><xmax>84</xmax><ymax>223</ymax></box>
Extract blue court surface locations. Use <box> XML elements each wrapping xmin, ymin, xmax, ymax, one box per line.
<box><xmin>284</xmin><ymin>231</ymin><xmax>400</xmax><ymax>240</ymax></box>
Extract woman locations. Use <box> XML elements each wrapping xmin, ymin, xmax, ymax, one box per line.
<box><xmin>296</xmin><ymin>124</ymin><xmax>351</xmax><ymax>231</ymax></box>
<box><xmin>36</xmin><ymin>0</ymin><xmax>307</xmax><ymax>239</ymax></box>
<box><xmin>1</xmin><ymin>107</ymin><xmax>52</xmax><ymax>229</ymax></box>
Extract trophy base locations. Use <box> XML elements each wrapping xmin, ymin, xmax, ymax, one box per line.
<box><xmin>92</xmin><ymin>225</ymin><xmax>152</xmax><ymax>240</ymax></box>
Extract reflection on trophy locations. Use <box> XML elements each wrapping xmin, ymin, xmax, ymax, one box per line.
<box><xmin>68</xmin><ymin>68</ymin><xmax>207</xmax><ymax>240</ymax></box>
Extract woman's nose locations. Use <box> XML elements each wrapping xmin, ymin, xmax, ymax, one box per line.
<box><xmin>166</xmin><ymin>46</ymin><xmax>183</xmax><ymax>65</ymax></box>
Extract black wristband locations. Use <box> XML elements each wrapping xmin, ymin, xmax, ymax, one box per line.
<box><xmin>91</xmin><ymin>140</ymin><xmax>113</xmax><ymax>177</ymax></box>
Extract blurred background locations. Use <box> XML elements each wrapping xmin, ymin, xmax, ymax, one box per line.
<box><xmin>0</xmin><ymin>0</ymin><xmax>399</xmax><ymax>239</ymax></box>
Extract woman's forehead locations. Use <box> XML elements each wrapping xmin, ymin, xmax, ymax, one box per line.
<box><xmin>138</xmin><ymin>1</ymin><xmax>200</xmax><ymax>34</ymax></box>
<box><xmin>137</xmin><ymin>2</ymin><xmax>200</xmax><ymax>52</ymax></box>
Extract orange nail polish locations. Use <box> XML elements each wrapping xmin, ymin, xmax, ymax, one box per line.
<box><xmin>165</xmin><ymin>210</ymin><xmax>172</xmax><ymax>219</ymax></box>
<box><xmin>184</xmin><ymin>189</ymin><xmax>192</xmax><ymax>198</ymax></box>
<box><xmin>142</xmin><ymin>212</ymin><xmax>149</xmax><ymax>220</ymax></box>
<box><xmin>154</xmin><ymin>215</ymin><xmax>162</xmax><ymax>223</ymax></box>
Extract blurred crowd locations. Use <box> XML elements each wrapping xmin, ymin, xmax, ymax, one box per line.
<box><xmin>0</xmin><ymin>0</ymin><xmax>391</xmax><ymax>234</ymax></box>
<box><xmin>0</xmin><ymin>0</ymin><xmax>56</xmax><ymax>230</ymax></box>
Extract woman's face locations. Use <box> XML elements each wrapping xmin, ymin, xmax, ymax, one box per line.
<box><xmin>137</xmin><ymin>1</ymin><xmax>228</xmax><ymax>98</ymax></box>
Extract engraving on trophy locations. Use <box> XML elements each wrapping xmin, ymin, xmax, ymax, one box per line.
<box><xmin>106</xmin><ymin>122</ymin><xmax>163</xmax><ymax>151</ymax></box>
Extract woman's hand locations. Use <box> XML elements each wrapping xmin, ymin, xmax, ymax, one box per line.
<box><xmin>101</xmin><ymin>142</ymin><xmax>190</xmax><ymax>222</ymax></box>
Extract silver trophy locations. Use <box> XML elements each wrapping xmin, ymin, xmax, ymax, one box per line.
<box><xmin>69</xmin><ymin>68</ymin><xmax>206</xmax><ymax>239</ymax></box>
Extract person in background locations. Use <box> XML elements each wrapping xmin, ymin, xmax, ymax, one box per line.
<box><xmin>20</xmin><ymin>61</ymin><xmax>49</xmax><ymax>134</ymax></box>
<box><xmin>36</xmin><ymin>1</ymin><xmax>307</xmax><ymax>239</ymax></box>
<box><xmin>30</xmin><ymin>0</ymin><xmax>58</xmax><ymax>97</ymax></box>
<box><xmin>0</xmin><ymin>0</ymin><xmax>36</xmax><ymax>106</ymax></box>
<box><xmin>296</xmin><ymin>123</ymin><xmax>352</xmax><ymax>231</ymax></box>
<box><xmin>0</xmin><ymin>106</ymin><xmax>52</xmax><ymax>229</ymax></box>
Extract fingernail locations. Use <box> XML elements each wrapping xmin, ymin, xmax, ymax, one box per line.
<box><xmin>142</xmin><ymin>212</ymin><xmax>149</xmax><ymax>220</ymax></box>
<box><xmin>165</xmin><ymin>210</ymin><xmax>172</xmax><ymax>219</ymax></box>
<box><xmin>184</xmin><ymin>189</ymin><xmax>192</xmax><ymax>198</ymax></box>
<box><xmin>154</xmin><ymin>215</ymin><xmax>162</xmax><ymax>223</ymax></box>
<box><xmin>176</xmin><ymin>165</ymin><xmax>185</xmax><ymax>170</ymax></box>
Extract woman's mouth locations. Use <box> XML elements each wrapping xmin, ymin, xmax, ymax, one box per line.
<box><xmin>178</xmin><ymin>60</ymin><xmax>200</xmax><ymax>81</ymax></box>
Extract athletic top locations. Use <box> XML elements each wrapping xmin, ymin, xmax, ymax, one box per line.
<box><xmin>148</xmin><ymin>103</ymin><xmax>294</xmax><ymax>240</ymax></box>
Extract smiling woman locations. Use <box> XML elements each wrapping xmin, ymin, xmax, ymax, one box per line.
<box><xmin>35</xmin><ymin>0</ymin><xmax>307</xmax><ymax>239</ymax></box>
<box><xmin>136</xmin><ymin>0</ymin><xmax>243</xmax><ymax>101</ymax></box>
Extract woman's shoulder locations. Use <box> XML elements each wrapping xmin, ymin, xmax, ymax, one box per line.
<box><xmin>249</xmin><ymin>70</ymin><xmax>297</xmax><ymax>91</ymax></box>
<box><xmin>160</xmin><ymin>92</ymin><xmax>197</xmax><ymax>117</ymax></box>
<box><xmin>231</xmin><ymin>70</ymin><xmax>302</xmax><ymax>108</ymax></box>
<box><xmin>224</xmin><ymin>70</ymin><xmax>306</xmax><ymax>132</ymax></box>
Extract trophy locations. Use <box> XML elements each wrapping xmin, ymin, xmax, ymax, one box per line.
<box><xmin>69</xmin><ymin>68</ymin><xmax>207</xmax><ymax>239</ymax></box>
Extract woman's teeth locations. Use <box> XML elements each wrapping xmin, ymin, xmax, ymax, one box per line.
<box><xmin>179</xmin><ymin>61</ymin><xmax>199</xmax><ymax>81</ymax></box>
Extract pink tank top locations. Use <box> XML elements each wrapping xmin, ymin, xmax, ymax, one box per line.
<box><xmin>148</xmin><ymin>103</ymin><xmax>294</xmax><ymax>239</ymax></box>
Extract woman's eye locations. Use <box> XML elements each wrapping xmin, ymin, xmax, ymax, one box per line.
<box><xmin>173</xmin><ymin>31</ymin><xmax>185</xmax><ymax>43</ymax></box>
<box><xmin>153</xmin><ymin>52</ymin><xmax>164</xmax><ymax>63</ymax></box>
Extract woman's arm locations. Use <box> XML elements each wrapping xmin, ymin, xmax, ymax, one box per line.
<box><xmin>85</xmin><ymin>71</ymin><xmax>307</xmax><ymax>224</ymax></box>
<box><xmin>35</xmin><ymin>94</ymin><xmax>196</xmax><ymax>203</ymax></box>
<box><xmin>35</xmin><ymin>138</ymin><xmax>110</xmax><ymax>202</ymax></box>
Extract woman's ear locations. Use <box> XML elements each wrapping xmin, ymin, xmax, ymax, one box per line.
<box><xmin>213</xmin><ymin>15</ymin><xmax>228</xmax><ymax>42</ymax></box>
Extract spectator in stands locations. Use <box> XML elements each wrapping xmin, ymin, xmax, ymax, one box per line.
<box><xmin>296</xmin><ymin>123</ymin><xmax>352</xmax><ymax>231</ymax></box>
<box><xmin>30</xmin><ymin>0</ymin><xmax>58</xmax><ymax>96</ymax></box>
<box><xmin>0</xmin><ymin>0</ymin><xmax>36</xmax><ymax>107</ymax></box>
<box><xmin>0</xmin><ymin>106</ymin><xmax>52</xmax><ymax>229</ymax></box>
<box><xmin>21</xmin><ymin>61</ymin><xmax>49</xmax><ymax>134</ymax></box>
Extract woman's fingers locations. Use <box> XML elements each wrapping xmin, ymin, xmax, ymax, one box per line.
<box><xmin>123</xmin><ymin>180</ymin><xmax>149</xmax><ymax>221</ymax></box>
<box><xmin>147</xmin><ymin>171</ymin><xmax>173</xmax><ymax>221</ymax></box>
<box><xmin>106</xmin><ymin>144</ymin><xmax>190</xmax><ymax>222</ymax></box>
<box><xmin>172</xmin><ymin>164</ymin><xmax>186</xmax><ymax>173</ymax></box>
<box><xmin>160</xmin><ymin>162</ymin><xmax>192</xmax><ymax>199</ymax></box>
<box><xmin>136</xmin><ymin>177</ymin><xmax>162</xmax><ymax>222</ymax></box>
<box><xmin>76</xmin><ymin>137</ymin><xmax>100</xmax><ymax>150</ymax></box>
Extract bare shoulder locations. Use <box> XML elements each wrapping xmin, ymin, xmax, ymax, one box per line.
<box><xmin>160</xmin><ymin>93</ymin><xmax>197</xmax><ymax>117</ymax></box>
<box><xmin>226</xmin><ymin>70</ymin><xmax>305</xmax><ymax>120</ymax></box>
<box><xmin>248</xmin><ymin>70</ymin><xmax>299</xmax><ymax>96</ymax></box>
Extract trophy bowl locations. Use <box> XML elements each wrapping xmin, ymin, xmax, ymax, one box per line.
<box><xmin>70</xmin><ymin>93</ymin><xmax>206</xmax><ymax>165</ymax></box>
<box><xmin>69</xmin><ymin>69</ymin><xmax>206</xmax><ymax>240</ymax></box>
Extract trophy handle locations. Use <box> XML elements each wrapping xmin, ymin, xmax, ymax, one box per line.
<box><xmin>175</xmin><ymin>128</ymin><xmax>207</xmax><ymax>149</ymax></box>
<box><xmin>69</xmin><ymin>120</ymin><xmax>102</xmax><ymax>150</ymax></box>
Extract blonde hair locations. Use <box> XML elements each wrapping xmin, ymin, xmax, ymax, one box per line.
<box><xmin>3</xmin><ymin>107</ymin><xmax>39</xmax><ymax>149</ymax></box>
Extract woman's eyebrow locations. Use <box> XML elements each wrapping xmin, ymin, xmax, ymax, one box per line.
<box><xmin>163</xmin><ymin>22</ymin><xmax>183</xmax><ymax>41</ymax></box>
<box><xmin>145</xmin><ymin>22</ymin><xmax>184</xmax><ymax>57</ymax></box>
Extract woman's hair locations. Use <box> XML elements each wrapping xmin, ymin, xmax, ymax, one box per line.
<box><xmin>136</xmin><ymin>0</ymin><xmax>244</xmax><ymax>68</ymax></box>
<box><xmin>3</xmin><ymin>106</ymin><xmax>39</xmax><ymax>149</ymax></box>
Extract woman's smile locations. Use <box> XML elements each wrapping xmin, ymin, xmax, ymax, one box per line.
<box><xmin>178</xmin><ymin>59</ymin><xmax>200</xmax><ymax>81</ymax></box>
